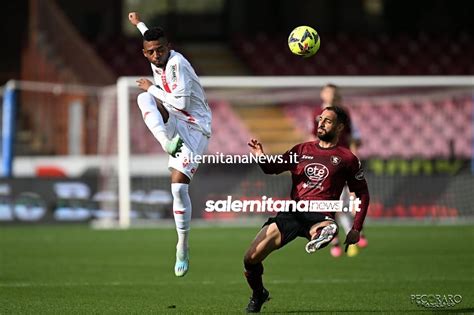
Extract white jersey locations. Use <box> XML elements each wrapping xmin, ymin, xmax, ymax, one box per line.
<box><xmin>151</xmin><ymin>51</ymin><xmax>212</xmax><ymax>137</ymax></box>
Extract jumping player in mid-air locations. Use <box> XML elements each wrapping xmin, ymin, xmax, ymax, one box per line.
<box><xmin>243</xmin><ymin>106</ymin><xmax>370</xmax><ymax>312</ymax></box>
<box><xmin>128</xmin><ymin>12</ymin><xmax>212</xmax><ymax>277</ymax></box>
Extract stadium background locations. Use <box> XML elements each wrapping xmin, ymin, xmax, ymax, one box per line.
<box><xmin>0</xmin><ymin>0</ymin><xmax>473</xmax><ymax>313</ymax></box>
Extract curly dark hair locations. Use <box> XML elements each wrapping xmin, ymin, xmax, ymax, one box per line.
<box><xmin>323</xmin><ymin>106</ymin><xmax>349</xmax><ymax>127</ymax></box>
<box><xmin>143</xmin><ymin>27</ymin><xmax>167</xmax><ymax>42</ymax></box>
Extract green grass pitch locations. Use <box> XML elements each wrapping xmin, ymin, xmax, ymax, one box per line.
<box><xmin>1</xmin><ymin>224</ymin><xmax>473</xmax><ymax>314</ymax></box>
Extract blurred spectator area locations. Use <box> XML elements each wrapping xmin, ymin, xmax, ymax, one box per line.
<box><xmin>93</xmin><ymin>32</ymin><xmax>474</xmax><ymax>77</ymax></box>
<box><xmin>284</xmin><ymin>95</ymin><xmax>473</xmax><ymax>159</ymax></box>
<box><xmin>233</xmin><ymin>32</ymin><xmax>474</xmax><ymax>75</ymax></box>
<box><xmin>127</xmin><ymin>93</ymin><xmax>473</xmax><ymax>159</ymax></box>
<box><xmin>5</xmin><ymin>0</ymin><xmax>474</xmax><ymax>158</ymax></box>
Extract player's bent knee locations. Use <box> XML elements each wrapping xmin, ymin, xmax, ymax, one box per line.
<box><xmin>137</xmin><ymin>92</ymin><xmax>155</xmax><ymax>107</ymax></box>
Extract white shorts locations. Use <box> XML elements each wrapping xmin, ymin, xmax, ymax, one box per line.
<box><xmin>165</xmin><ymin>116</ymin><xmax>209</xmax><ymax>180</ymax></box>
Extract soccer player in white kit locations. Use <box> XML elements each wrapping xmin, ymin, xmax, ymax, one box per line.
<box><xmin>128</xmin><ymin>12</ymin><xmax>212</xmax><ymax>277</ymax></box>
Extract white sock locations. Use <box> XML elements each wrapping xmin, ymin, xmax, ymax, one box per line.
<box><xmin>137</xmin><ymin>92</ymin><xmax>170</xmax><ymax>152</ymax></box>
<box><xmin>171</xmin><ymin>183</ymin><xmax>192</xmax><ymax>257</ymax></box>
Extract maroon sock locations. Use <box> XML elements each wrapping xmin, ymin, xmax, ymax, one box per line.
<box><xmin>244</xmin><ymin>262</ymin><xmax>264</xmax><ymax>296</ymax></box>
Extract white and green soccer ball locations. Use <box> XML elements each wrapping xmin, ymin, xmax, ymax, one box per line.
<box><xmin>288</xmin><ymin>26</ymin><xmax>320</xmax><ymax>58</ymax></box>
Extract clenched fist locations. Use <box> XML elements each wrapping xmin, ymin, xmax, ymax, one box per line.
<box><xmin>128</xmin><ymin>12</ymin><xmax>141</xmax><ymax>26</ymax></box>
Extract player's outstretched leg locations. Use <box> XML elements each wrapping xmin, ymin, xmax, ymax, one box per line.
<box><xmin>171</xmin><ymin>182</ymin><xmax>192</xmax><ymax>277</ymax></box>
<box><xmin>137</xmin><ymin>92</ymin><xmax>183</xmax><ymax>156</ymax></box>
<box><xmin>305</xmin><ymin>222</ymin><xmax>338</xmax><ymax>254</ymax></box>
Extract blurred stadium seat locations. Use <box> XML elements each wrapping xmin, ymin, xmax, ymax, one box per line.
<box><xmin>283</xmin><ymin>95</ymin><xmax>473</xmax><ymax>159</ymax></box>
<box><xmin>232</xmin><ymin>32</ymin><xmax>474</xmax><ymax>75</ymax></box>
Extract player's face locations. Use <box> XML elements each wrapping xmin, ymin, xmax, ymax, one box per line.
<box><xmin>142</xmin><ymin>38</ymin><xmax>170</xmax><ymax>68</ymax></box>
<box><xmin>317</xmin><ymin>110</ymin><xmax>340</xmax><ymax>142</ymax></box>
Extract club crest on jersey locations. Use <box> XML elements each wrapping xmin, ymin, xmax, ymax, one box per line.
<box><xmin>330</xmin><ymin>155</ymin><xmax>341</xmax><ymax>165</ymax></box>
<box><xmin>303</xmin><ymin>163</ymin><xmax>329</xmax><ymax>190</ymax></box>
<box><xmin>355</xmin><ymin>169</ymin><xmax>365</xmax><ymax>180</ymax></box>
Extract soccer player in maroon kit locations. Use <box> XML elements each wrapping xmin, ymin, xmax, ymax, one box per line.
<box><xmin>243</xmin><ymin>106</ymin><xmax>370</xmax><ymax>313</ymax></box>
<box><xmin>312</xmin><ymin>83</ymin><xmax>368</xmax><ymax>257</ymax></box>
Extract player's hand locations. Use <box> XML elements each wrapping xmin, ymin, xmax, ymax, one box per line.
<box><xmin>248</xmin><ymin>139</ymin><xmax>265</xmax><ymax>156</ymax></box>
<box><xmin>136</xmin><ymin>78</ymin><xmax>153</xmax><ymax>91</ymax></box>
<box><xmin>344</xmin><ymin>229</ymin><xmax>360</xmax><ymax>252</ymax></box>
<box><xmin>128</xmin><ymin>12</ymin><xmax>141</xmax><ymax>26</ymax></box>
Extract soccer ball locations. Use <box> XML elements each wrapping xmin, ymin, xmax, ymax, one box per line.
<box><xmin>288</xmin><ymin>26</ymin><xmax>320</xmax><ymax>58</ymax></box>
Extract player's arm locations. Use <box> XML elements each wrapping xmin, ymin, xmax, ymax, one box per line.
<box><xmin>148</xmin><ymin>85</ymin><xmax>190</xmax><ymax>110</ymax></box>
<box><xmin>128</xmin><ymin>12</ymin><xmax>149</xmax><ymax>35</ymax></box>
<box><xmin>248</xmin><ymin>139</ymin><xmax>296</xmax><ymax>174</ymax></box>
<box><xmin>344</xmin><ymin>155</ymin><xmax>370</xmax><ymax>248</ymax></box>
<box><xmin>136</xmin><ymin>78</ymin><xmax>190</xmax><ymax>110</ymax></box>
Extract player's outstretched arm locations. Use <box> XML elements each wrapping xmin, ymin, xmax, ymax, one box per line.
<box><xmin>128</xmin><ymin>11</ymin><xmax>148</xmax><ymax>35</ymax></box>
<box><xmin>249</xmin><ymin>139</ymin><xmax>295</xmax><ymax>175</ymax></box>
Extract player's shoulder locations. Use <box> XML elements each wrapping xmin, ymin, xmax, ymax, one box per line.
<box><xmin>295</xmin><ymin>141</ymin><xmax>315</xmax><ymax>150</ymax></box>
<box><xmin>168</xmin><ymin>50</ymin><xmax>188</xmax><ymax>65</ymax></box>
<box><xmin>290</xmin><ymin>141</ymin><xmax>317</xmax><ymax>155</ymax></box>
<box><xmin>336</xmin><ymin>145</ymin><xmax>359</xmax><ymax>163</ymax></box>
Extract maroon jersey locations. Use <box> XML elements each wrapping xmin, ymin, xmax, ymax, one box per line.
<box><xmin>312</xmin><ymin>106</ymin><xmax>352</xmax><ymax>149</ymax></box>
<box><xmin>259</xmin><ymin>141</ymin><xmax>370</xmax><ymax>231</ymax></box>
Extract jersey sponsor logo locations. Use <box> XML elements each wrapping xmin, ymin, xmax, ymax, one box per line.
<box><xmin>330</xmin><ymin>155</ymin><xmax>341</xmax><ymax>165</ymax></box>
<box><xmin>303</xmin><ymin>163</ymin><xmax>329</xmax><ymax>190</ymax></box>
<box><xmin>301</xmin><ymin>155</ymin><xmax>313</xmax><ymax>160</ymax></box>
<box><xmin>355</xmin><ymin>168</ymin><xmax>365</xmax><ymax>180</ymax></box>
<box><xmin>170</xmin><ymin>64</ymin><xmax>178</xmax><ymax>82</ymax></box>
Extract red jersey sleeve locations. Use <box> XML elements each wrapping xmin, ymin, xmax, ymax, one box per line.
<box><xmin>346</xmin><ymin>155</ymin><xmax>370</xmax><ymax>231</ymax></box>
<box><xmin>258</xmin><ymin>145</ymin><xmax>299</xmax><ymax>175</ymax></box>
